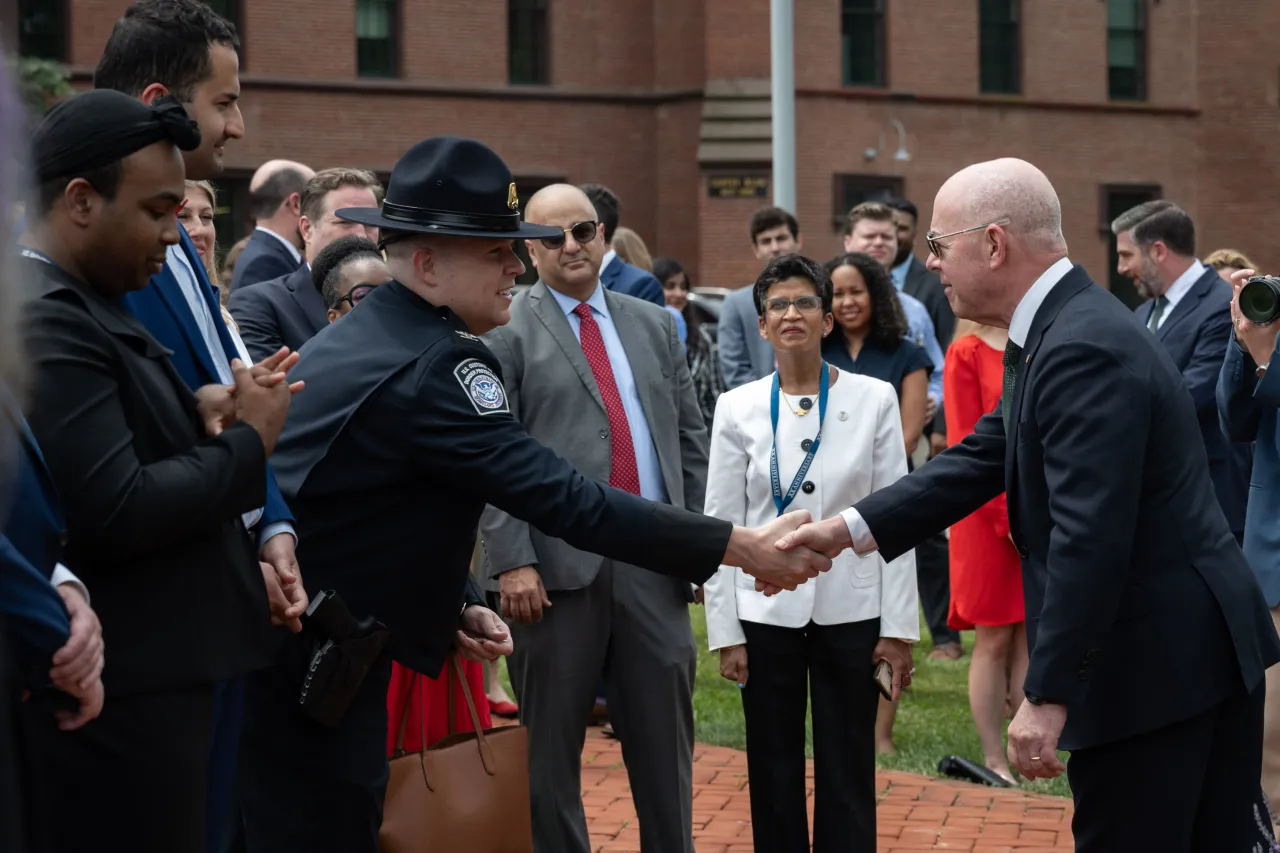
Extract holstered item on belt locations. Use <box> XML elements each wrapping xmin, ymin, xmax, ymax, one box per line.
<box><xmin>297</xmin><ymin>590</ymin><xmax>390</xmax><ymax>728</ymax></box>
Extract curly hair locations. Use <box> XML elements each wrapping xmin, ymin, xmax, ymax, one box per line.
<box><xmin>752</xmin><ymin>254</ymin><xmax>833</xmax><ymax>317</ymax></box>
<box><xmin>310</xmin><ymin>235</ymin><xmax>382</xmax><ymax>305</ymax></box>
<box><xmin>824</xmin><ymin>252</ymin><xmax>907</xmax><ymax>351</ymax></box>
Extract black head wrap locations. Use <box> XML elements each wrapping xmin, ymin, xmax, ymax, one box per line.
<box><xmin>32</xmin><ymin>90</ymin><xmax>202</xmax><ymax>182</ymax></box>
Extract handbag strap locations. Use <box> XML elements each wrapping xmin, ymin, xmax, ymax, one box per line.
<box><xmin>451</xmin><ymin>654</ymin><xmax>496</xmax><ymax>776</ymax></box>
<box><xmin>392</xmin><ymin>672</ymin><xmax>416</xmax><ymax>757</ymax></box>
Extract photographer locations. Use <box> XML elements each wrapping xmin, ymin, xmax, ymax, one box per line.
<box><xmin>1217</xmin><ymin>265</ymin><xmax>1280</xmax><ymax>818</ymax></box>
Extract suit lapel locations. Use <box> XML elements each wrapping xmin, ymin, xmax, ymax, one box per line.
<box><xmin>150</xmin><ymin>262</ymin><xmax>220</xmax><ymax>379</ymax></box>
<box><xmin>529</xmin><ymin>282</ymin><xmax>606</xmax><ymax>412</ymax></box>
<box><xmin>904</xmin><ymin>256</ymin><xmax>927</xmax><ymax>299</ymax></box>
<box><xmin>606</xmin><ymin>290</ymin><xmax>659</xmax><ymax>424</ymax></box>
<box><xmin>1003</xmin><ymin>266</ymin><xmax>1094</xmax><ymax>518</ymax></box>
<box><xmin>1156</xmin><ymin>269</ymin><xmax>1214</xmax><ymax>342</ymax></box>
<box><xmin>287</xmin><ymin>266</ymin><xmax>328</xmax><ymax>333</ymax></box>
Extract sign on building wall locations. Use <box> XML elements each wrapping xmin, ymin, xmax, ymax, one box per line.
<box><xmin>707</xmin><ymin>174</ymin><xmax>771</xmax><ymax>199</ymax></box>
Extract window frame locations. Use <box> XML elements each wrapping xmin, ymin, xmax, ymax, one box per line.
<box><xmin>1106</xmin><ymin>0</ymin><xmax>1148</xmax><ymax>102</ymax></box>
<box><xmin>978</xmin><ymin>0</ymin><xmax>1021</xmax><ymax>95</ymax></box>
<box><xmin>17</xmin><ymin>0</ymin><xmax>70</xmax><ymax>63</ymax></box>
<box><xmin>840</xmin><ymin>0</ymin><xmax>887</xmax><ymax>89</ymax></box>
<box><xmin>356</xmin><ymin>0</ymin><xmax>401</xmax><ymax>80</ymax></box>
<box><xmin>831</xmin><ymin>173</ymin><xmax>905</xmax><ymax>233</ymax></box>
<box><xmin>508</xmin><ymin>0</ymin><xmax>550</xmax><ymax>86</ymax></box>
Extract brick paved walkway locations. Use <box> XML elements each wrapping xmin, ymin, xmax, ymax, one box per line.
<box><xmin>578</xmin><ymin>729</ymin><xmax>1074</xmax><ymax>852</ymax></box>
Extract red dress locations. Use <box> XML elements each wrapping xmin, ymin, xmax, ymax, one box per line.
<box><xmin>385</xmin><ymin>658</ymin><xmax>492</xmax><ymax>756</ymax></box>
<box><xmin>943</xmin><ymin>334</ymin><xmax>1025</xmax><ymax>630</ymax></box>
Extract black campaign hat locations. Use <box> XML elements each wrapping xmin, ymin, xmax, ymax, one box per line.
<box><xmin>336</xmin><ymin>136</ymin><xmax>562</xmax><ymax>241</ymax></box>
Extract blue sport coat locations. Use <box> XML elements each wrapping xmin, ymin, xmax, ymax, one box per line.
<box><xmin>600</xmin><ymin>256</ymin><xmax>664</xmax><ymax>307</ymax></box>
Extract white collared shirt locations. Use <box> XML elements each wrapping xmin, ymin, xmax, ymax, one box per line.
<box><xmin>841</xmin><ymin>256</ymin><xmax>1075</xmax><ymax>552</ymax></box>
<box><xmin>255</xmin><ymin>226</ymin><xmax>303</xmax><ymax>265</ymax></box>
<box><xmin>1153</xmin><ymin>259</ymin><xmax>1206</xmax><ymax>329</ymax></box>
<box><xmin>598</xmin><ymin>248</ymin><xmax>618</xmax><ymax>278</ymax></box>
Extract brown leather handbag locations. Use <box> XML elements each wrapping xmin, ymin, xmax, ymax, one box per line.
<box><xmin>380</xmin><ymin>655</ymin><xmax>533</xmax><ymax>853</ymax></box>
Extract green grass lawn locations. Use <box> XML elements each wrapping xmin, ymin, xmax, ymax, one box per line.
<box><xmin>687</xmin><ymin>604</ymin><xmax>1073</xmax><ymax>799</ymax></box>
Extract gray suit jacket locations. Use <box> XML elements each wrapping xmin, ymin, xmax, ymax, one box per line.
<box><xmin>716</xmin><ymin>286</ymin><xmax>773</xmax><ymax>389</ymax></box>
<box><xmin>479</xmin><ymin>281</ymin><xmax>710</xmax><ymax>591</ymax></box>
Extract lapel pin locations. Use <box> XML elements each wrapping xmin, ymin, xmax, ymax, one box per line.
<box><xmin>838</xmin><ymin>411</ymin><xmax>848</xmax><ymax>421</ymax></box>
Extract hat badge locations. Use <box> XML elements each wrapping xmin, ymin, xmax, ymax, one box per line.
<box><xmin>507</xmin><ymin>183</ymin><xmax>519</xmax><ymax>210</ymax></box>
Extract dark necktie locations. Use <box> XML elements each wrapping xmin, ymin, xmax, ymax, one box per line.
<box><xmin>573</xmin><ymin>303</ymin><xmax>641</xmax><ymax>495</ymax></box>
<box><xmin>1002</xmin><ymin>340</ymin><xmax>1023</xmax><ymax>435</ymax></box>
<box><xmin>1147</xmin><ymin>295</ymin><xmax>1168</xmax><ymax>333</ymax></box>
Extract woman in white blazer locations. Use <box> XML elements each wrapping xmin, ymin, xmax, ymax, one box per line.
<box><xmin>702</xmin><ymin>254</ymin><xmax>919</xmax><ymax>853</ymax></box>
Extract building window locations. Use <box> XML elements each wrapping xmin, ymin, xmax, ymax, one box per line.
<box><xmin>1107</xmin><ymin>0</ymin><xmax>1146</xmax><ymax>101</ymax></box>
<box><xmin>832</xmin><ymin>174</ymin><xmax>904</xmax><ymax>232</ymax></box>
<box><xmin>841</xmin><ymin>0</ymin><xmax>885</xmax><ymax>88</ymax></box>
<box><xmin>356</xmin><ymin>0</ymin><xmax>398</xmax><ymax>78</ymax></box>
<box><xmin>18</xmin><ymin>0</ymin><xmax>68</xmax><ymax>62</ymax></box>
<box><xmin>203</xmin><ymin>0</ymin><xmax>240</xmax><ymax>31</ymax></box>
<box><xmin>509</xmin><ymin>0</ymin><xmax>548</xmax><ymax>85</ymax></box>
<box><xmin>979</xmin><ymin>0</ymin><xmax>1020</xmax><ymax>95</ymax></box>
<box><xmin>1100</xmin><ymin>183</ymin><xmax>1160</xmax><ymax>308</ymax></box>
<box><xmin>512</xmin><ymin>176</ymin><xmax>562</xmax><ymax>284</ymax></box>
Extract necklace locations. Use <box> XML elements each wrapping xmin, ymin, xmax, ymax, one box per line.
<box><xmin>780</xmin><ymin>392</ymin><xmax>815</xmax><ymax>417</ymax></box>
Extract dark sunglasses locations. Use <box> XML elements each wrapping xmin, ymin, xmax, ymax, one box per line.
<box><xmin>335</xmin><ymin>283</ymin><xmax>379</xmax><ymax>309</ymax></box>
<box><xmin>538</xmin><ymin>220</ymin><xmax>600</xmax><ymax>250</ymax></box>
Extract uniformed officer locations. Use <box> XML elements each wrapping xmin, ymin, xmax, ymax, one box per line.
<box><xmin>235</xmin><ymin>136</ymin><xmax>832</xmax><ymax>853</ymax></box>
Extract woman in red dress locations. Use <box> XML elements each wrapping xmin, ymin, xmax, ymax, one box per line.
<box><xmin>385</xmin><ymin>656</ymin><xmax>492</xmax><ymax>755</ymax></box>
<box><xmin>943</xmin><ymin>321</ymin><xmax>1027</xmax><ymax>785</ymax></box>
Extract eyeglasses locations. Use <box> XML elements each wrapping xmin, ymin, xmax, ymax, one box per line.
<box><xmin>538</xmin><ymin>221</ymin><xmax>600</xmax><ymax>250</ymax></box>
<box><xmin>763</xmin><ymin>296</ymin><xmax>824</xmax><ymax>316</ymax></box>
<box><xmin>334</xmin><ymin>282</ymin><xmax>379</xmax><ymax>309</ymax></box>
<box><xmin>926</xmin><ymin>217</ymin><xmax>1011</xmax><ymax>259</ymax></box>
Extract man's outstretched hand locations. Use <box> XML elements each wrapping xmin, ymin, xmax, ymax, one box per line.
<box><xmin>775</xmin><ymin>515</ymin><xmax>854</xmax><ymax>559</ymax></box>
<box><xmin>722</xmin><ymin>510</ymin><xmax>832</xmax><ymax>596</ymax></box>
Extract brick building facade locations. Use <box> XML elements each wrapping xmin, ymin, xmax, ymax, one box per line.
<box><xmin>15</xmin><ymin>0</ymin><xmax>1280</xmax><ymax>303</ymax></box>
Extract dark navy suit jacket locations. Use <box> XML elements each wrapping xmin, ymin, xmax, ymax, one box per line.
<box><xmin>227</xmin><ymin>265</ymin><xmax>327</xmax><ymax>364</ymax></box>
<box><xmin>855</xmin><ymin>265</ymin><xmax>1280</xmax><ymax>751</ymax></box>
<box><xmin>1218</xmin><ymin>335</ymin><xmax>1280</xmax><ymax>608</ymax></box>
<box><xmin>229</xmin><ymin>228</ymin><xmax>301</xmax><ymax>293</ymax></box>
<box><xmin>1135</xmin><ymin>267</ymin><xmax>1251</xmax><ymax>534</ymax></box>
<box><xmin>0</xmin><ymin>389</ymin><xmax>70</xmax><ymax>683</ymax></box>
<box><xmin>119</xmin><ymin>227</ymin><xmax>294</xmax><ymax>536</ymax></box>
<box><xmin>600</xmin><ymin>256</ymin><xmax>664</xmax><ymax>307</ymax></box>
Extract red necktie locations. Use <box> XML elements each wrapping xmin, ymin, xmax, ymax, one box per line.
<box><xmin>573</xmin><ymin>303</ymin><xmax>641</xmax><ymax>495</ymax></box>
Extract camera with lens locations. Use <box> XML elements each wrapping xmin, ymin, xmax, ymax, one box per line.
<box><xmin>1238</xmin><ymin>275</ymin><xmax>1280</xmax><ymax>325</ymax></box>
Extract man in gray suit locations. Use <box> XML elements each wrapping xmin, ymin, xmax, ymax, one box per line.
<box><xmin>480</xmin><ymin>184</ymin><xmax>705</xmax><ymax>853</ymax></box>
<box><xmin>717</xmin><ymin>206</ymin><xmax>800</xmax><ymax>388</ymax></box>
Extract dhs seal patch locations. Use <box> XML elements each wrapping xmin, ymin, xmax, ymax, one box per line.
<box><xmin>453</xmin><ymin>358</ymin><xmax>509</xmax><ymax>416</ymax></box>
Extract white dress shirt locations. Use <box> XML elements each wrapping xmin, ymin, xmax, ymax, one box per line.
<box><xmin>841</xmin><ymin>256</ymin><xmax>1076</xmax><ymax>551</ymax></box>
<box><xmin>1154</xmin><ymin>259</ymin><xmax>1207</xmax><ymax>329</ymax></box>
<box><xmin>547</xmin><ymin>282</ymin><xmax>668</xmax><ymax>503</ymax></box>
<box><xmin>598</xmin><ymin>248</ymin><xmax>618</xmax><ymax>279</ymax></box>
<box><xmin>703</xmin><ymin>368</ymin><xmax>920</xmax><ymax>649</ymax></box>
<box><xmin>255</xmin><ymin>225</ymin><xmax>303</xmax><ymax>265</ymax></box>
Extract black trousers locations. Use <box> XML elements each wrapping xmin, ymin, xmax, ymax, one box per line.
<box><xmin>238</xmin><ymin>633</ymin><xmax>394</xmax><ymax>853</ymax></box>
<box><xmin>739</xmin><ymin>618</ymin><xmax>880</xmax><ymax>853</ymax></box>
<box><xmin>1068</xmin><ymin>682</ymin><xmax>1267</xmax><ymax>851</ymax></box>
<box><xmin>914</xmin><ymin>534</ymin><xmax>959</xmax><ymax>646</ymax></box>
<box><xmin>21</xmin><ymin>683</ymin><xmax>217</xmax><ymax>853</ymax></box>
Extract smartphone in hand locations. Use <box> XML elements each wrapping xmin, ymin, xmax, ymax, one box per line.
<box><xmin>874</xmin><ymin>660</ymin><xmax>893</xmax><ymax>700</ymax></box>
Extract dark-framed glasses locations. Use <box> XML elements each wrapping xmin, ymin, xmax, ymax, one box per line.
<box><xmin>538</xmin><ymin>220</ymin><xmax>599</xmax><ymax>250</ymax></box>
<box><xmin>926</xmin><ymin>217</ymin><xmax>1011</xmax><ymax>259</ymax></box>
<box><xmin>335</xmin><ymin>282</ymin><xmax>379</xmax><ymax>309</ymax></box>
<box><xmin>763</xmin><ymin>295</ymin><xmax>824</xmax><ymax>316</ymax></box>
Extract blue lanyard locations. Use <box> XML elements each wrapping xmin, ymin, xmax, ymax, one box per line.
<box><xmin>769</xmin><ymin>363</ymin><xmax>829</xmax><ymax>516</ymax></box>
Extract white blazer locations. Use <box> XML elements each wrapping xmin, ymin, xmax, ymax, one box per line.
<box><xmin>703</xmin><ymin>368</ymin><xmax>920</xmax><ymax>650</ymax></box>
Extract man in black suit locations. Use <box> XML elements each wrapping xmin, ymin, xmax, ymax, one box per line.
<box><xmin>228</xmin><ymin>159</ymin><xmax>314</xmax><ymax>293</ymax></box>
<box><xmin>1113</xmin><ymin>200</ymin><xmax>1252</xmax><ymax>542</ymax></box>
<box><xmin>781</xmin><ymin>158</ymin><xmax>1280</xmax><ymax>851</ymax></box>
<box><xmin>888</xmin><ymin>197</ymin><xmax>956</xmax><ymax>349</ymax></box>
<box><xmin>18</xmin><ymin>89</ymin><xmax>300</xmax><ymax>853</ymax></box>
<box><xmin>235</xmin><ymin>135</ymin><xmax>832</xmax><ymax>853</ymax></box>
<box><xmin>228</xmin><ymin>167</ymin><xmax>381</xmax><ymax>362</ymax></box>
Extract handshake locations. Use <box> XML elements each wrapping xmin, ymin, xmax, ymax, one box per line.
<box><xmin>721</xmin><ymin>511</ymin><xmax>856</xmax><ymax>595</ymax></box>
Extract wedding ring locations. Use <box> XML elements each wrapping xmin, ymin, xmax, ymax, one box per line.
<box><xmin>1029</xmin><ymin>756</ymin><xmax>1041</xmax><ymax>761</ymax></box>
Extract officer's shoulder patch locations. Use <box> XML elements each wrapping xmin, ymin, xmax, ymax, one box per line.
<box><xmin>453</xmin><ymin>358</ymin><xmax>509</xmax><ymax>416</ymax></box>
<box><xmin>455</xmin><ymin>330</ymin><xmax>482</xmax><ymax>342</ymax></box>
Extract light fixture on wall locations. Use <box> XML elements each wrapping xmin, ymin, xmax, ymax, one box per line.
<box><xmin>863</xmin><ymin>119</ymin><xmax>911</xmax><ymax>163</ymax></box>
